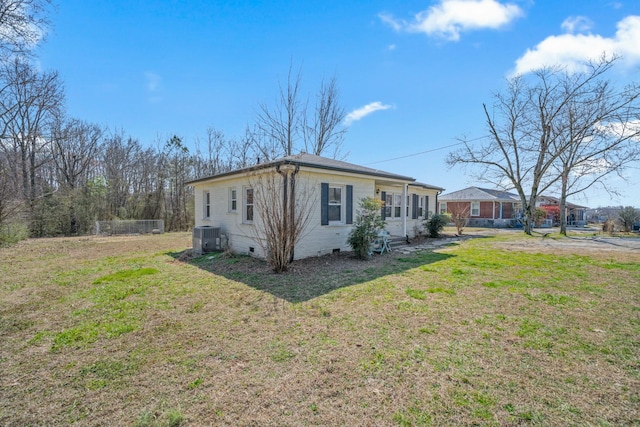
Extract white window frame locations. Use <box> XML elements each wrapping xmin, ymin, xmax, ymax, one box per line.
<box><xmin>439</xmin><ymin>202</ymin><xmax>447</xmax><ymax>215</ymax></box>
<box><xmin>406</xmin><ymin>195</ymin><xmax>411</xmax><ymax>217</ymax></box>
<box><xmin>328</xmin><ymin>185</ymin><xmax>343</xmax><ymax>224</ymax></box>
<box><xmin>418</xmin><ymin>195</ymin><xmax>424</xmax><ymax>218</ymax></box>
<box><xmin>471</xmin><ymin>201</ymin><xmax>480</xmax><ymax>216</ymax></box>
<box><xmin>385</xmin><ymin>193</ymin><xmax>404</xmax><ymax>219</ymax></box>
<box><xmin>229</xmin><ymin>188</ymin><xmax>237</xmax><ymax>212</ymax></box>
<box><xmin>243</xmin><ymin>187</ymin><xmax>254</xmax><ymax>223</ymax></box>
<box><xmin>204</xmin><ymin>191</ymin><xmax>211</xmax><ymax>219</ymax></box>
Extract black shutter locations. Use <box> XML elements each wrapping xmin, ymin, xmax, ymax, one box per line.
<box><xmin>380</xmin><ymin>191</ymin><xmax>386</xmax><ymax>220</ymax></box>
<box><xmin>346</xmin><ymin>185</ymin><xmax>353</xmax><ymax>224</ymax></box>
<box><xmin>425</xmin><ymin>196</ymin><xmax>429</xmax><ymax>218</ymax></box>
<box><xmin>321</xmin><ymin>183</ymin><xmax>329</xmax><ymax>225</ymax></box>
<box><xmin>412</xmin><ymin>194</ymin><xmax>419</xmax><ymax>219</ymax></box>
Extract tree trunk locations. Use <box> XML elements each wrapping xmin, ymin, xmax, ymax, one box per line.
<box><xmin>559</xmin><ymin>171</ymin><xmax>568</xmax><ymax>235</ymax></box>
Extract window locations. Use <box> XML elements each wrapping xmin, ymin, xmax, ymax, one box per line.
<box><xmin>229</xmin><ymin>188</ymin><xmax>237</xmax><ymax>212</ymax></box>
<box><xmin>204</xmin><ymin>191</ymin><xmax>211</xmax><ymax>219</ymax></box>
<box><xmin>384</xmin><ymin>193</ymin><xmax>392</xmax><ymax>218</ymax></box>
<box><xmin>384</xmin><ymin>193</ymin><xmax>407</xmax><ymax>218</ymax></box>
<box><xmin>394</xmin><ymin>194</ymin><xmax>401</xmax><ymax>218</ymax></box>
<box><xmin>328</xmin><ymin>186</ymin><xmax>342</xmax><ymax>222</ymax></box>
<box><xmin>244</xmin><ymin>187</ymin><xmax>254</xmax><ymax>222</ymax></box>
<box><xmin>406</xmin><ymin>195</ymin><xmax>410</xmax><ymax>217</ymax></box>
<box><xmin>439</xmin><ymin>202</ymin><xmax>447</xmax><ymax>214</ymax></box>
<box><xmin>321</xmin><ymin>183</ymin><xmax>353</xmax><ymax>225</ymax></box>
<box><xmin>418</xmin><ymin>195</ymin><xmax>424</xmax><ymax>218</ymax></box>
<box><xmin>471</xmin><ymin>201</ymin><xmax>480</xmax><ymax>216</ymax></box>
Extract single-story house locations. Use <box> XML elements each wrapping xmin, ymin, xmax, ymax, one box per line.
<box><xmin>187</xmin><ymin>153</ymin><xmax>444</xmax><ymax>260</ymax></box>
<box><xmin>537</xmin><ymin>196</ymin><xmax>588</xmax><ymax>227</ymax></box>
<box><xmin>438</xmin><ymin>187</ymin><xmax>522</xmax><ymax>228</ymax></box>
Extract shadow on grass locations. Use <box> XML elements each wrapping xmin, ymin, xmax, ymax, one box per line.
<box><xmin>167</xmin><ymin>249</ymin><xmax>456</xmax><ymax>303</ymax></box>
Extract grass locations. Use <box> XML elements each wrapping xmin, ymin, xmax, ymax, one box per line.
<box><xmin>0</xmin><ymin>231</ymin><xmax>638</xmax><ymax>425</ymax></box>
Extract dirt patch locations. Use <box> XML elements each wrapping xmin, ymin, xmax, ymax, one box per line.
<box><xmin>469</xmin><ymin>228</ymin><xmax>640</xmax><ymax>259</ymax></box>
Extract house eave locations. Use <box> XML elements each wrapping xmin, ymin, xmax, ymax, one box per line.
<box><xmin>187</xmin><ymin>158</ymin><xmax>419</xmax><ymax>186</ymax></box>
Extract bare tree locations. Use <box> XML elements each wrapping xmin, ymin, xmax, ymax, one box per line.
<box><xmin>303</xmin><ymin>75</ymin><xmax>347</xmax><ymax>159</ymax></box>
<box><xmin>550</xmin><ymin>57</ymin><xmax>640</xmax><ymax>234</ymax></box>
<box><xmin>51</xmin><ymin>118</ymin><xmax>102</xmax><ymax>190</ymax></box>
<box><xmin>256</xmin><ymin>63</ymin><xmax>303</xmax><ymax>160</ymax></box>
<box><xmin>47</xmin><ymin>118</ymin><xmax>103</xmax><ymax>233</ymax></box>
<box><xmin>256</xmin><ymin>64</ymin><xmax>348</xmax><ymax>160</ymax></box>
<box><xmin>193</xmin><ymin>126</ymin><xmax>232</xmax><ymax>178</ymax></box>
<box><xmin>231</xmin><ymin>125</ymin><xmax>258</xmax><ymax>169</ymax></box>
<box><xmin>161</xmin><ymin>135</ymin><xmax>194</xmax><ymax>231</ymax></box>
<box><xmin>101</xmin><ymin>131</ymin><xmax>142</xmax><ymax>218</ymax></box>
<box><xmin>0</xmin><ymin>58</ymin><xmax>63</xmax><ymax>216</ymax></box>
<box><xmin>247</xmin><ymin>166</ymin><xmax>316</xmax><ymax>272</ymax></box>
<box><xmin>447</xmin><ymin>201</ymin><xmax>470</xmax><ymax>235</ymax></box>
<box><xmin>447</xmin><ymin>56</ymin><xmax>629</xmax><ymax>234</ymax></box>
<box><xmin>0</xmin><ymin>152</ymin><xmax>24</xmax><ymax>233</ymax></box>
<box><xmin>617</xmin><ymin>206</ymin><xmax>639</xmax><ymax>233</ymax></box>
<box><xmin>0</xmin><ymin>0</ymin><xmax>52</xmax><ymax>59</ymax></box>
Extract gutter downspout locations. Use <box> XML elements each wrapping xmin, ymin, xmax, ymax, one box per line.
<box><xmin>289</xmin><ymin>165</ymin><xmax>300</xmax><ymax>261</ymax></box>
<box><xmin>401</xmin><ymin>184</ymin><xmax>407</xmax><ymax>238</ymax></box>
<box><xmin>276</xmin><ymin>163</ymin><xmax>300</xmax><ymax>263</ymax></box>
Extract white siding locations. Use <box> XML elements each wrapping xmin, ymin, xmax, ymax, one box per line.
<box><xmin>192</xmin><ymin>166</ymin><xmax>439</xmax><ymax>259</ymax></box>
<box><xmin>292</xmin><ymin>171</ymin><xmax>373</xmax><ymax>259</ymax></box>
<box><xmin>192</xmin><ymin>175</ymin><xmax>266</xmax><ymax>258</ymax></box>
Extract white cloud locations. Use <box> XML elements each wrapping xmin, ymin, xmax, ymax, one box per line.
<box><xmin>380</xmin><ymin>0</ymin><xmax>523</xmax><ymax>41</ymax></box>
<box><xmin>379</xmin><ymin>13</ymin><xmax>402</xmax><ymax>32</ymax></box>
<box><xmin>561</xmin><ymin>16</ymin><xmax>593</xmax><ymax>33</ymax></box>
<box><xmin>344</xmin><ymin>102</ymin><xmax>392</xmax><ymax>126</ymax></box>
<box><xmin>597</xmin><ymin>119</ymin><xmax>640</xmax><ymax>140</ymax></box>
<box><xmin>512</xmin><ymin>15</ymin><xmax>640</xmax><ymax>76</ymax></box>
<box><xmin>572</xmin><ymin>158</ymin><xmax>613</xmax><ymax>177</ymax></box>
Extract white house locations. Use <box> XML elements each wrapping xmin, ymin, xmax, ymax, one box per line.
<box><xmin>187</xmin><ymin>153</ymin><xmax>443</xmax><ymax>260</ymax></box>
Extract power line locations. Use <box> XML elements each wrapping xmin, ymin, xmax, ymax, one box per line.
<box><xmin>363</xmin><ymin>135</ymin><xmax>490</xmax><ymax>165</ymax></box>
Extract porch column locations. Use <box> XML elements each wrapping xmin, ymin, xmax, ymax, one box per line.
<box><xmin>401</xmin><ymin>184</ymin><xmax>407</xmax><ymax>237</ymax></box>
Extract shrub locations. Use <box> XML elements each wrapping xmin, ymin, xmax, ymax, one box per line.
<box><xmin>425</xmin><ymin>213</ymin><xmax>450</xmax><ymax>238</ymax></box>
<box><xmin>347</xmin><ymin>197</ymin><xmax>385</xmax><ymax>259</ymax></box>
<box><xmin>617</xmin><ymin>206</ymin><xmax>639</xmax><ymax>233</ymax></box>
<box><xmin>533</xmin><ymin>208</ymin><xmax>548</xmax><ymax>227</ymax></box>
<box><xmin>0</xmin><ymin>221</ymin><xmax>29</xmax><ymax>246</ymax></box>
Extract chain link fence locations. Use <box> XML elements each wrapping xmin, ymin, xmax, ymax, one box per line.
<box><xmin>95</xmin><ymin>220</ymin><xmax>164</xmax><ymax>235</ymax></box>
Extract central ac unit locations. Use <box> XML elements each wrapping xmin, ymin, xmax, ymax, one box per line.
<box><xmin>193</xmin><ymin>226</ymin><xmax>222</xmax><ymax>253</ymax></box>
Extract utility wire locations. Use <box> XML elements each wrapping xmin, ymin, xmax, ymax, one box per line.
<box><xmin>363</xmin><ymin>135</ymin><xmax>490</xmax><ymax>165</ymax></box>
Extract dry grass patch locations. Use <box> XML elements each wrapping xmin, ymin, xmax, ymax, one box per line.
<box><xmin>0</xmin><ymin>231</ymin><xmax>638</xmax><ymax>426</ymax></box>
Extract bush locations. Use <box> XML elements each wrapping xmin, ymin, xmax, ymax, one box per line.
<box><xmin>0</xmin><ymin>221</ymin><xmax>29</xmax><ymax>246</ymax></box>
<box><xmin>425</xmin><ymin>213</ymin><xmax>450</xmax><ymax>238</ymax></box>
<box><xmin>533</xmin><ymin>208</ymin><xmax>548</xmax><ymax>227</ymax></box>
<box><xmin>618</xmin><ymin>206</ymin><xmax>639</xmax><ymax>233</ymax></box>
<box><xmin>347</xmin><ymin>197</ymin><xmax>385</xmax><ymax>259</ymax></box>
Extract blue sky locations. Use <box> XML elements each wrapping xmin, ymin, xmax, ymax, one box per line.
<box><xmin>37</xmin><ymin>0</ymin><xmax>640</xmax><ymax>208</ymax></box>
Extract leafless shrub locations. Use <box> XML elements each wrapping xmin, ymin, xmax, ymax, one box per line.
<box><xmin>448</xmin><ymin>202</ymin><xmax>470</xmax><ymax>235</ymax></box>
<box><xmin>247</xmin><ymin>166</ymin><xmax>317</xmax><ymax>272</ymax></box>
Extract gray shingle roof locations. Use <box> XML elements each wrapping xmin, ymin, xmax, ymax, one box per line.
<box><xmin>439</xmin><ymin>186</ymin><xmax>520</xmax><ymax>202</ymax></box>
<box><xmin>188</xmin><ymin>152</ymin><xmax>441</xmax><ymax>187</ymax></box>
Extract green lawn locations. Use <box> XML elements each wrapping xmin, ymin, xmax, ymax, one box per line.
<box><xmin>0</xmin><ymin>232</ymin><xmax>638</xmax><ymax>426</ymax></box>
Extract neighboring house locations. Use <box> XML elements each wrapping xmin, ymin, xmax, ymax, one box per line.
<box><xmin>187</xmin><ymin>153</ymin><xmax>443</xmax><ymax>260</ymax></box>
<box><xmin>537</xmin><ymin>196</ymin><xmax>588</xmax><ymax>227</ymax></box>
<box><xmin>438</xmin><ymin>187</ymin><xmax>522</xmax><ymax>228</ymax></box>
